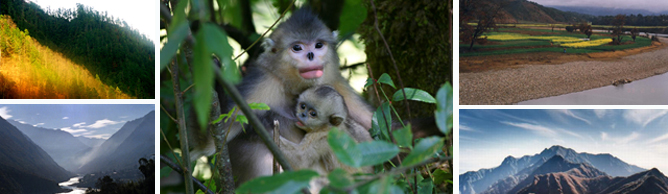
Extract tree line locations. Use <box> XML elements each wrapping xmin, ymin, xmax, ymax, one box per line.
<box><xmin>0</xmin><ymin>0</ymin><xmax>154</xmax><ymax>98</ymax></box>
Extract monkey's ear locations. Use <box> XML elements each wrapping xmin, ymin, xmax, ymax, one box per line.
<box><xmin>332</xmin><ymin>31</ymin><xmax>339</xmax><ymax>40</ymax></box>
<box><xmin>329</xmin><ymin>114</ymin><xmax>344</xmax><ymax>126</ymax></box>
<box><xmin>261</xmin><ymin>38</ymin><xmax>276</xmax><ymax>52</ymax></box>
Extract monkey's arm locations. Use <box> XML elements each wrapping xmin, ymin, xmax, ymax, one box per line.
<box><xmin>332</xmin><ymin>81</ymin><xmax>374</xmax><ymax>130</ymax></box>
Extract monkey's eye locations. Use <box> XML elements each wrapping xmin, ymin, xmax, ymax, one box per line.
<box><xmin>292</xmin><ymin>45</ymin><xmax>303</xmax><ymax>51</ymax></box>
<box><xmin>300</xmin><ymin>103</ymin><xmax>306</xmax><ymax>110</ymax></box>
<box><xmin>315</xmin><ymin>42</ymin><xmax>324</xmax><ymax>49</ymax></box>
<box><xmin>309</xmin><ymin>110</ymin><xmax>317</xmax><ymax>117</ymax></box>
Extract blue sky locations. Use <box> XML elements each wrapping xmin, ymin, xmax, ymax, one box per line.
<box><xmin>0</xmin><ymin>104</ymin><xmax>154</xmax><ymax>139</ymax></box>
<box><xmin>460</xmin><ymin>109</ymin><xmax>668</xmax><ymax>175</ymax></box>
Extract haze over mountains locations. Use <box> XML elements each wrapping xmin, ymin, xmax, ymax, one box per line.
<box><xmin>460</xmin><ymin>145</ymin><xmax>667</xmax><ymax>194</ymax></box>
<box><xmin>0</xmin><ymin>116</ymin><xmax>72</xmax><ymax>193</ymax></box>
<box><xmin>0</xmin><ymin>109</ymin><xmax>154</xmax><ymax>193</ymax></box>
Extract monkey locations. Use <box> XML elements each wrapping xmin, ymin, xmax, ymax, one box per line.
<box><xmin>187</xmin><ymin>7</ymin><xmax>375</xmax><ymax>187</ymax></box>
<box><xmin>278</xmin><ymin>85</ymin><xmax>372</xmax><ymax>174</ymax></box>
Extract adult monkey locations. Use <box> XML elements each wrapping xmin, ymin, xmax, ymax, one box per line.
<box><xmin>190</xmin><ymin>7</ymin><xmax>374</xmax><ymax>185</ymax></box>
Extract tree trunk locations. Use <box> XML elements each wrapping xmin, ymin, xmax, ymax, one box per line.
<box><xmin>359</xmin><ymin>0</ymin><xmax>452</xmax><ymax>119</ymax></box>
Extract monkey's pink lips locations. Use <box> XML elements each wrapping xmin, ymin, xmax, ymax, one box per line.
<box><xmin>296</xmin><ymin>121</ymin><xmax>305</xmax><ymax>127</ymax></box>
<box><xmin>299</xmin><ymin>66</ymin><xmax>324</xmax><ymax>79</ymax></box>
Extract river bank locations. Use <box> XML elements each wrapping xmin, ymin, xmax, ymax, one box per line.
<box><xmin>460</xmin><ymin>38</ymin><xmax>668</xmax><ymax>105</ymax></box>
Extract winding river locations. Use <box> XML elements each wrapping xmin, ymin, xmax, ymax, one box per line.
<box><xmin>519</xmin><ymin>73</ymin><xmax>668</xmax><ymax>105</ymax></box>
<box><xmin>57</xmin><ymin>176</ymin><xmax>86</xmax><ymax>194</ymax></box>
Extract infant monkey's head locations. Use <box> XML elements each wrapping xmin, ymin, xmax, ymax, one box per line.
<box><xmin>295</xmin><ymin>85</ymin><xmax>348</xmax><ymax>132</ymax></box>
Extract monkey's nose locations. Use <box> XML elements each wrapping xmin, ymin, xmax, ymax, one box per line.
<box><xmin>301</xmin><ymin>113</ymin><xmax>307</xmax><ymax>117</ymax></box>
<box><xmin>307</xmin><ymin>52</ymin><xmax>314</xmax><ymax>61</ymax></box>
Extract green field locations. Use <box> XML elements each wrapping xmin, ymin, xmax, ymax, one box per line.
<box><xmin>461</xmin><ymin>28</ymin><xmax>653</xmax><ymax>57</ymax></box>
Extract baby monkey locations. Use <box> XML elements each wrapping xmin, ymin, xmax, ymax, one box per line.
<box><xmin>279</xmin><ymin>85</ymin><xmax>371</xmax><ymax>175</ymax></box>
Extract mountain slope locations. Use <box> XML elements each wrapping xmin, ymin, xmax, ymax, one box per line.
<box><xmin>0</xmin><ymin>116</ymin><xmax>72</xmax><ymax>193</ymax></box>
<box><xmin>493</xmin><ymin>0</ymin><xmax>591</xmax><ymax>23</ymax></box>
<box><xmin>7</xmin><ymin>119</ymin><xmax>91</xmax><ymax>171</ymax></box>
<box><xmin>600</xmin><ymin>168</ymin><xmax>668</xmax><ymax>194</ymax></box>
<box><xmin>76</xmin><ymin>111</ymin><xmax>155</xmax><ymax>174</ymax></box>
<box><xmin>460</xmin><ymin>145</ymin><xmax>646</xmax><ymax>194</ymax></box>
<box><xmin>517</xmin><ymin>168</ymin><xmax>668</xmax><ymax>194</ymax></box>
<box><xmin>506</xmin><ymin>155</ymin><xmax>607</xmax><ymax>194</ymax></box>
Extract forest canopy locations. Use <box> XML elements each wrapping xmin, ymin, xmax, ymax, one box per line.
<box><xmin>0</xmin><ymin>0</ymin><xmax>155</xmax><ymax>98</ymax></box>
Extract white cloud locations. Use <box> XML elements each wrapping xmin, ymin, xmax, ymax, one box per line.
<box><xmin>623</xmin><ymin>110</ymin><xmax>668</xmax><ymax>127</ymax></box>
<box><xmin>0</xmin><ymin>107</ymin><xmax>13</xmax><ymax>119</ymax></box>
<box><xmin>61</xmin><ymin>127</ymin><xmax>87</xmax><ymax>134</ymax></box>
<box><xmin>18</xmin><ymin>120</ymin><xmax>26</xmax><ymax>124</ymax></box>
<box><xmin>501</xmin><ymin>121</ymin><xmax>558</xmax><ymax>137</ymax></box>
<box><xmin>556</xmin><ymin>110</ymin><xmax>591</xmax><ymax>125</ymax></box>
<box><xmin>33</xmin><ymin>123</ymin><xmax>45</xmax><ymax>127</ymax></box>
<box><xmin>601</xmin><ymin>131</ymin><xmax>641</xmax><ymax>144</ymax></box>
<box><xmin>593</xmin><ymin>109</ymin><xmax>609</xmax><ymax>119</ymax></box>
<box><xmin>73</xmin><ymin>122</ymin><xmax>87</xmax><ymax>127</ymax></box>
<box><xmin>557</xmin><ymin>128</ymin><xmax>584</xmax><ymax>139</ymax></box>
<box><xmin>460</xmin><ymin>125</ymin><xmax>477</xmax><ymax>132</ymax></box>
<box><xmin>62</xmin><ymin>117</ymin><xmax>69</xmax><ymax>119</ymax></box>
<box><xmin>86</xmin><ymin>119</ymin><xmax>122</xmax><ymax>128</ymax></box>
<box><xmin>649</xmin><ymin>132</ymin><xmax>668</xmax><ymax>144</ymax></box>
<box><xmin>86</xmin><ymin>134</ymin><xmax>112</xmax><ymax>139</ymax></box>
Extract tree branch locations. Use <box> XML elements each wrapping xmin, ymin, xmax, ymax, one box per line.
<box><xmin>170</xmin><ymin>56</ymin><xmax>194</xmax><ymax>194</ymax></box>
<box><xmin>161</xmin><ymin>155</ymin><xmax>215</xmax><ymax>194</ymax></box>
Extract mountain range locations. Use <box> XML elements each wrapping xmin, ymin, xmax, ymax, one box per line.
<box><xmin>460</xmin><ymin>145</ymin><xmax>666</xmax><ymax>194</ymax></box>
<box><xmin>550</xmin><ymin>6</ymin><xmax>668</xmax><ymax>16</ymax></box>
<box><xmin>7</xmin><ymin>119</ymin><xmax>105</xmax><ymax>171</ymax></box>
<box><xmin>0</xmin><ymin>116</ymin><xmax>72</xmax><ymax>193</ymax></box>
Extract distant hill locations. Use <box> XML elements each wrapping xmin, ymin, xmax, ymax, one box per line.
<box><xmin>549</xmin><ymin>6</ymin><xmax>662</xmax><ymax>16</ymax></box>
<box><xmin>518</xmin><ymin>168</ymin><xmax>668</xmax><ymax>194</ymax></box>
<box><xmin>7</xmin><ymin>119</ymin><xmax>102</xmax><ymax>171</ymax></box>
<box><xmin>460</xmin><ymin>145</ymin><xmax>646</xmax><ymax>194</ymax></box>
<box><xmin>0</xmin><ymin>116</ymin><xmax>73</xmax><ymax>193</ymax></box>
<box><xmin>493</xmin><ymin>0</ymin><xmax>592</xmax><ymax>23</ymax></box>
<box><xmin>76</xmin><ymin>111</ymin><xmax>155</xmax><ymax>174</ymax></box>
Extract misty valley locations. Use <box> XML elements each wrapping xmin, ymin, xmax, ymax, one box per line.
<box><xmin>0</xmin><ymin>110</ymin><xmax>155</xmax><ymax>194</ymax></box>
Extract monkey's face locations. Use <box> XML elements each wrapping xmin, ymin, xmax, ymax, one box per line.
<box><xmin>295</xmin><ymin>101</ymin><xmax>326</xmax><ymax>132</ymax></box>
<box><xmin>287</xmin><ymin>40</ymin><xmax>330</xmax><ymax>80</ymax></box>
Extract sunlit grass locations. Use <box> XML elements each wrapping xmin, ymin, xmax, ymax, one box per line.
<box><xmin>0</xmin><ymin>15</ymin><xmax>133</xmax><ymax>99</ymax></box>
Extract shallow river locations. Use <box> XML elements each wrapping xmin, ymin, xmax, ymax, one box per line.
<box><xmin>518</xmin><ymin>73</ymin><xmax>668</xmax><ymax>105</ymax></box>
<box><xmin>57</xmin><ymin>176</ymin><xmax>86</xmax><ymax>194</ymax></box>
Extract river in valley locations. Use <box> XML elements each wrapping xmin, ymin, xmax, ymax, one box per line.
<box><xmin>57</xmin><ymin>176</ymin><xmax>86</xmax><ymax>194</ymax></box>
<box><xmin>519</xmin><ymin>72</ymin><xmax>668</xmax><ymax>105</ymax></box>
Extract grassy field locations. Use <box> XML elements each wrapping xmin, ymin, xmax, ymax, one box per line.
<box><xmin>461</xmin><ymin>27</ymin><xmax>653</xmax><ymax>57</ymax></box>
<box><xmin>0</xmin><ymin>15</ymin><xmax>133</xmax><ymax>99</ymax></box>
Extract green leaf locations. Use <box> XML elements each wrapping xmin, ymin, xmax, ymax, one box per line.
<box><xmin>372</xmin><ymin>102</ymin><xmax>392</xmax><ymax>141</ymax></box>
<box><xmin>202</xmin><ymin>23</ymin><xmax>240</xmax><ymax>84</ymax></box>
<box><xmin>402</xmin><ymin>137</ymin><xmax>444</xmax><ymax>166</ymax></box>
<box><xmin>160</xmin><ymin>22</ymin><xmax>189</xmax><ymax>71</ymax></box>
<box><xmin>368</xmin><ymin>176</ymin><xmax>404</xmax><ymax>194</ymax></box>
<box><xmin>377</xmin><ymin>73</ymin><xmax>396</xmax><ymax>89</ymax></box>
<box><xmin>328</xmin><ymin>128</ymin><xmax>362</xmax><ymax>167</ymax></box>
<box><xmin>418</xmin><ymin>178</ymin><xmax>434</xmax><ymax>194</ymax></box>
<box><xmin>338</xmin><ymin>0</ymin><xmax>367</xmax><ymax>39</ymax></box>
<box><xmin>392</xmin><ymin>88</ymin><xmax>436</xmax><ymax>103</ymax></box>
<box><xmin>235</xmin><ymin>115</ymin><xmax>248</xmax><ymax>125</ymax></box>
<box><xmin>236</xmin><ymin>170</ymin><xmax>319</xmax><ymax>194</ymax></box>
<box><xmin>392</xmin><ymin>124</ymin><xmax>413</xmax><ymax>149</ymax></box>
<box><xmin>159</xmin><ymin>166</ymin><xmax>172</xmax><ymax>178</ymax></box>
<box><xmin>435</xmin><ymin>83</ymin><xmax>453</xmax><ymax>134</ymax></box>
<box><xmin>358</xmin><ymin>140</ymin><xmax>400</xmax><ymax>166</ymax></box>
<box><xmin>249</xmin><ymin>102</ymin><xmax>270</xmax><ymax>110</ymax></box>
<box><xmin>194</xmin><ymin>27</ymin><xmax>214</xmax><ymax>131</ymax></box>
<box><xmin>364</xmin><ymin>77</ymin><xmax>374</xmax><ymax>89</ymax></box>
<box><xmin>432</xmin><ymin>169</ymin><xmax>451</xmax><ymax>186</ymax></box>
<box><xmin>328</xmin><ymin>168</ymin><xmax>353</xmax><ymax>189</ymax></box>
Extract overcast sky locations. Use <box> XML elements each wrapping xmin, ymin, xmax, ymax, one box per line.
<box><xmin>30</xmin><ymin>0</ymin><xmax>156</xmax><ymax>43</ymax></box>
<box><xmin>460</xmin><ymin>109</ymin><xmax>668</xmax><ymax>175</ymax></box>
<box><xmin>0</xmin><ymin>104</ymin><xmax>154</xmax><ymax>139</ymax></box>
<box><xmin>531</xmin><ymin>0</ymin><xmax>668</xmax><ymax>13</ymax></box>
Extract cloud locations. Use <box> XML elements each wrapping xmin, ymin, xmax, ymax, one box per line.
<box><xmin>0</xmin><ymin>107</ymin><xmax>12</xmax><ymax>119</ymax></box>
<box><xmin>501</xmin><ymin>121</ymin><xmax>558</xmax><ymax>137</ymax></box>
<box><xmin>62</xmin><ymin>117</ymin><xmax>69</xmax><ymax>119</ymax></box>
<box><xmin>61</xmin><ymin>127</ymin><xmax>87</xmax><ymax>134</ymax></box>
<box><xmin>593</xmin><ymin>109</ymin><xmax>609</xmax><ymax>119</ymax></box>
<box><xmin>601</xmin><ymin>131</ymin><xmax>641</xmax><ymax>144</ymax></box>
<box><xmin>556</xmin><ymin>110</ymin><xmax>591</xmax><ymax>125</ymax></box>
<box><xmin>86</xmin><ymin>119</ymin><xmax>122</xmax><ymax>128</ymax></box>
<box><xmin>18</xmin><ymin>120</ymin><xmax>26</xmax><ymax>124</ymax></box>
<box><xmin>33</xmin><ymin>123</ymin><xmax>45</xmax><ymax>127</ymax></box>
<box><xmin>623</xmin><ymin>110</ymin><xmax>668</xmax><ymax>127</ymax></box>
<box><xmin>86</xmin><ymin>134</ymin><xmax>112</xmax><ymax>139</ymax></box>
<box><xmin>649</xmin><ymin>132</ymin><xmax>668</xmax><ymax>144</ymax></box>
<box><xmin>73</xmin><ymin>122</ymin><xmax>87</xmax><ymax>127</ymax></box>
<box><xmin>460</xmin><ymin>125</ymin><xmax>478</xmax><ymax>132</ymax></box>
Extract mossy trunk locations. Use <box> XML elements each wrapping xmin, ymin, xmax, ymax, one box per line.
<box><xmin>359</xmin><ymin>0</ymin><xmax>452</xmax><ymax>118</ymax></box>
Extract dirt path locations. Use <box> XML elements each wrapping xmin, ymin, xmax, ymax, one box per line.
<box><xmin>460</xmin><ymin>38</ymin><xmax>668</xmax><ymax>105</ymax></box>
